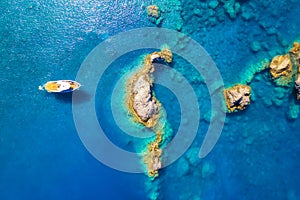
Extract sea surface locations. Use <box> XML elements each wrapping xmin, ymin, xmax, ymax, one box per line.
<box><xmin>1</xmin><ymin>0</ymin><xmax>300</xmax><ymax>200</ymax></box>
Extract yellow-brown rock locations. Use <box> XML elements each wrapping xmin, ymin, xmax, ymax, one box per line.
<box><xmin>143</xmin><ymin>134</ymin><xmax>162</xmax><ymax>178</ymax></box>
<box><xmin>289</xmin><ymin>42</ymin><xmax>300</xmax><ymax>55</ymax></box>
<box><xmin>269</xmin><ymin>54</ymin><xmax>292</xmax><ymax>79</ymax></box>
<box><xmin>147</xmin><ymin>5</ymin><xmax>160</xmax><ymax>18</ymax></box>
<box><xmin>223</xmin><ymin>84</ymin><xmax>251</xmax><ymax>112</ymax></box>
<box><xmin>159</xmin><ymin>48</ymin><xmax>173</xmax><ymax>63</ymax></box>
<box><xmin>126</xmin><ymin>48</ymin><xmax>172</xmax><ymax>128</ymax></box>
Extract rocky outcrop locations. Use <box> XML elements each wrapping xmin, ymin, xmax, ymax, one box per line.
<box><xmin>127</xmin><ymin>48</ymin><xmax>172</xmax><ymax>128</ymax></box>
<box><xmin>289</xmin><ymin>42</ymin><xmax>300</xmax><ymax>64</ymax></box>
<box><xmin>132</xmin><ymin>76</ymin><xmax>159</xmax><ymax>122</ymax></box>
<box><xmin>146</xmin><ymin>5</ymin><xmax>163</xmax><ymax>25</ymax></box>
<box><xmin>126</xmin><ymin>48</ymin><xmax>172</xmax><ymax>178</ymax></box>
<box><xmin>269</xmin><ymin>54</ymin><xmax>293</xmax><ymax>79</ymax></box>
<box><xmin>147</xmin><ymin>5</ymin><xmax>160</xmax><ymax>19</ymax></box>
<box><xmin>269</xmin><ymin>42</ymin><xmax>300</xmax><ymax>88</ymax></box>
<box><xmin>224</xmin><ymin>84</ymin><xmax>251</xmax><ymax>112</ymax></box>
<box><xmin>143</xmin><ymin>136</ymin><xmax>162</xmax><ymax>178</ymax></box>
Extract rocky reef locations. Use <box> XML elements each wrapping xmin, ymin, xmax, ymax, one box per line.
<box><xmin>269</xmin><ymin>54</ymin><xmax>293</xmax><ymax>86</ymax></box>
<box><xmin>143</xmin><ymin>134</ymin><xmax>162</xmax><ymax>178</ymax></box>
<box><xmin>268</xmin><ymin>42</ymin><xmax>300</xmax><ymax>88</ymax></box>
<box><xmin>147</xmin><ymin>5</ymin><xmax>160</xmax><ymax>18</ymax></box>
<box><xmin>145</xmin><ymin>1</ymin><xmax>183</xmax><ymax>30</ymax></box>
<box><xmin>268</xmin><ymin>42</ymin><xmax>300</xmax><ymax>101</ymax></box>
<box><xmin>223</xmin><ymin>84</ymin><xmax>251</xmax><ymax>112</ymax></box>
<box><xmin>126</xmin><ymin>48</ymin><xmax>172</xmax><ymax>178</ymax></box>
<box><xmin>146</xmin><ymin>5</ymin><xmax>163</xmax><ymax>26</ymax></box>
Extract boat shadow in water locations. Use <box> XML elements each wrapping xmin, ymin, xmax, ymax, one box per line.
<box><xmin>54</xmin><ymin>90</ymin><xmax>91</xmax><ymax>104</ymax></box>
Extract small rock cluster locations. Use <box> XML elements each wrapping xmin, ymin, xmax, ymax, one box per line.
<box><xmin>146</xmin><ymin>5</ymin><xmax>163</xmax><ymax>25</ymax></box>
<box><xmin>268</xmin><ymin>42</ymin><xmax>300</xmax><ymax>99</ymax></box>
<box><xmin>147</xmin><ymin>5</ymin><xmax>160</xmax><ymax>18</ymax></box>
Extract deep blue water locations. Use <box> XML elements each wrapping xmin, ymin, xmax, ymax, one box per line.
<box><xmin>1</xmin><ymin>0</ymin><xmax>300</xmax><ymax>200</ymax></box>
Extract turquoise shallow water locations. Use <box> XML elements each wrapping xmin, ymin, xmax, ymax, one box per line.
<box><xmin>1</xmin><ymin>0</ymin><xmax>300</xmax><ymax>199</ymax></box>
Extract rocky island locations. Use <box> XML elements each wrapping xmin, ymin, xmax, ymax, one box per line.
<box><xmin>126</xmin><ymin>48</ymin><xmax>172</xmax><ymax>177</ymax></box>
<box><xmin>223</xmin><ymin>84</ymin><xmax>251</xmax><ymax>112</ymax></box>
<box><xmin>269</xmin><ymin>54</ymin><xmax>293</xmax><ymax>86</ymax></box>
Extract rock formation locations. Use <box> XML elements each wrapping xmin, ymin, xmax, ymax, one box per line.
<box><xmin>269</xmin><ymin>54</ymin><xmax>293</xmax><ymax>79</ymax></box>
<box><xmin>269</xmin><ymin>42</ymin><xmax>300</xmax><ymax>87</ymax></box>
<box><xmin>146</xmin><ymin>5</ymin><xmax>163</xmax><ymax>25</ymax></box>
<box><xmin>147</xmin><ymin>5</ymin><xmax>160</xmax><ymax>19</ymax></box>
<box><xmin>289</xmin><ymin>42</ymin><xmax>300</xmax><ymax>64</ymax></box>
<box><xmin>223</xmin><ymin>84</ymin><xmax>251</xmax><ymax>112</ymax></box>
<box><xmin>126</xmin><ymin>48</ymin><xmax>172</xmax><ymax>178</ymax></box>
<box><xmin>143</xmin><ymin>135</ymin><xmax>162</xmax><ymax>178</ymax></box>
<box><xmin>132</xmin><ymin>75</ymin><xmax>159</xmax><ymax>122</ymax></box>
<box><xmin>127</xmin><ymin>48</ymin><xmax>172</xmax><ymax>128</ymax></box>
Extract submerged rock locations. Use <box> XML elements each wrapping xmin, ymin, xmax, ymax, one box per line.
<box><xmin>250</xmin><ymin>41</ymin><xmax>261</xmax><ymax>53</ymax></box>
<box><xmin>201</xmin><ymin>161</ymin><xmax>216</xmax><ymax>178</ymax></box>
<box><xmin>147</xmin><ymin>5</ymin><xmax>163</xmax><ymax>25</ymax></box>
<box><xmin>287</xmin><ymin>99</ymin><xmax>300</xmax><ymax>120</ymax></box>
<box><xmin>223</xmin><ymin>84</ymin><xmax>251</xmax><ymax>112</ymax></box>
<box><xmin>223</xmin><ymin>0</ymin><xmax>240</xmax><ymax>19</ymax></box>
<box><xmin>176</xmin><ymin>157</ymin><xmax>190</xmax><ymax>177</ymax></box>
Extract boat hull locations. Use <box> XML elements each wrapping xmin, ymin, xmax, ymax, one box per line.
<box><xmin>40</xmin><ymin>80</ymin><xmax>81</xmax><ymax>93</ymax></box>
